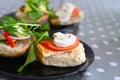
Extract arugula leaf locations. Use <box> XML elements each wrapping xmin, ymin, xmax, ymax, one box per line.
<box><xmin>0</xmin><ymin>17</ymin><xmax>50</xmax><ymax>37</ymax></box>
<box><xmin>17</xmin><ymin>31</ymin><xmax>51</xmax><ymax>72</ymax></box>
<box><xmin>0</xmin><ymin>16</ymin><xmax>18</xmax><ymax>36</ymax></box>
<box><xmin>17</xmin><ymin>43</ymin><xmax>36</xmax><ymax>72</ymax></box>
<box><xmin>33</xmin><ymin>31</ymin><xmax>51</xmax><ymax>44</ymax></box>
<box><xmin>27</xmin><ymin>11</ymin><xmax>42</xmax><ymax>20</ymax></box>
<box><xmin>38</xmin><ymin>24</ymin><xmax>50</xmax><ymax>31</ymax></box>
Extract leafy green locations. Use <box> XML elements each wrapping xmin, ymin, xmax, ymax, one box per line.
<box><xmin>0</xmin><ymin>16</ymin><xmax>17</xmax><ymax>36</ymax></box>
<box><xmin>17</xmin><ymin>31</ymin><xmax>51</xmax><ymax>72</ymax></box>
<box><xmin>17</xmin><ymin>43</ymin><xmax>36</xmax><ymax>73</ymax></box>
<box><xmin>0</xmin><ymin>16</ymin><xmax>30</xmax><ymax>37</ymax></box>
<box><xmin>34</xmin><ymin>31</ymin><xmax>51</xmax><ymax>44</ymax></box>
<box><xmin>0</xmin><ymin>16</ymin><xmax>50</xmax><ymax>37</ymax></box>
<box><xmin>49</xmin><ymin>9</ymin><xmax>57</xmax><ymax>19</ymax></box>
<box><xmin>38</xmin><ymin>23</ymin><xmax>50</xmax><ymax>31</ymax></box>
<box><xmin>27</xmin><ymin>11</ymin><xmax>42</xmax><ymax>20</ymax></box>
<box><xmin>25</xmin><ymin>0</ymin><xmax>56</xmax><ymax>20</ymax></box>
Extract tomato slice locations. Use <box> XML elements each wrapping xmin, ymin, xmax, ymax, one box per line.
<box><xmin>41</xmin><ymin>37</ymin><xmax>79</xmax><ymax>51</ymax></box>
<box><xmin>71</xmin><ymin>7</ymin><xmax>80</xmax><ymax>18</ymax></box>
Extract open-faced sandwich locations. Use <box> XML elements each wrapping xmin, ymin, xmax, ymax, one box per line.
<box><xmin>50</xmin><ymin>3</ymin><xmax>84</xmax><ymax>26</ymax></box>
<box><xmin>0</xmin><ymin>17</ymin><xmax>32</xmax><ymax>58</ymax></box>
<box><xmin>0</xmin><ymin>16</ymin><xmax>50</xmax><ymax>58</ymax></box>
<box><xmin>15</xmin><ymin>0</ymin><xmax>55</xmax><ymax>24</ymax></box>
<box><xmin>36</xmin><ymin>32</ymin><xmax>86</xmax><ymax>67</ymax></box>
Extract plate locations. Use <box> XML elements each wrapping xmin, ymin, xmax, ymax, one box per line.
<box><xmin>0</xmin><ymin>41</ymin><xmax>94</xmax><ymax>80</ymax></box>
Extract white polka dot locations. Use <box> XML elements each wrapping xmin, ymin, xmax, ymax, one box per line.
<box><xmin>92</xmin><ymin>44</ymin><xmax>99</xmax><ymax>49</ymax></box>
<box><xmin>116</xmin><ymin>47</ymin><xmax>120</xmax><ymax>50</ymax></box>
<box><xmin>86</xmin><ymin>19</ymin><xmax>91</xmax><ymax>22</ymax></box>
<box><xmin>85</xmin><ymin>14</ymin><xmax>89</xmax><ymax>17</ymax></box>
<box><xmin>104</xmin><ymin>20</ymin><xmax>109</xmax><ymax>23</ymax></box>
<box><xmin>88</xmin><ymin>30</ymin><xmax>95</xmax><ymax>34</ymax></box>
<box><xmin>94</xmin><ymin>17</ymin><xmax>99</xmax><ymax>21</ymax></box>
<box><xmin>87</xmin><ymin>24</ymin><xmax>93</xmax><ymax>28</ymax></box>
<box><xmin>106</xmin><ymin>25</ymin><xmax>112</xmax><ymax>29</ymax></box>
<box><xmin>102</xmin><ymin>15</ymin><xmax>106</xmax><ymax>18</ymax></box>
<box><xmin>90</xmin><ymin>37</ymin><xmax>96</xmax><ymax>40</ymax></box>
<box><xmin>115</xmin><ymin>23</ymin><xmax>120</xmax><ymax>26</ymax></box>
<box><xmin>114</xmin><ymin>77</ymin><xmax>120</xmax><ymax>80</ymax></box>
<box><xmin>113</xmin><ymin>38</ymin><xmax>119</xmax><ymax>42</ymax></box>
<box><xmin>98</xmin><ymin>27</ymin><xmax>104</xmax><ymax>31</ymax></box>
<box><xmin>118</xmin><ymin>29</ymin><xmax>120</xmax><ymax>33</ymax></box>
<box><xmin>106</xmin><ymin>51</ymin><xmax>113</xmax><ymax>55</ymax></box>
<box><xmin>95</xmin><ymin>56</ymin><xmax>101</xmax><ymax>60</ymax></box>
<box><xmin>79</xmin><ymin>32</ymin><xmax>85</xmax><ymax>36</ymax></box>
<box><xmin>96</xmin><ymin>68</ymin><xmax>105</xmax><ymax>72</ymax></box>
<box><xmin>112</xmin><ymin>18</ymin><xmax>117</xmax><ymax>22</ymax></box>
<box><xmin>109</xmin><ymin>62</ymin><xmax>118</xmax><ymax>67</ymax></box>
<box><xmin>109</xmin><ymin>31</ymin><xmax>115</xmax><ymax>35</ymax></box>
<box><xmin>100</xmin><ymin>34</ymin><xmax>106</xmax><ymax>38</ymax></box>
<box><xmin>83</xmin><ymin>71</ymin><xmax>92</xmax><ymax>76</ymax></box>
<box><xmin>103</xmin><ymin>40</ymin><xmax>109</xmax><ymax>45</ymax></box>
<box><xmin>79</xmin><ymin>25</ymin><xmax>84</xmax><ymax>29</ymax></box>
<box><xmin>96</xmin><ymin>22</ymin><xmax>101</xmax><ymax>26</ymax></box>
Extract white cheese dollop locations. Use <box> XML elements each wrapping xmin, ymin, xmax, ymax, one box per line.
<box><xmin>53</xmin><ymin>32</ymin><xmax>76</xmax><ymax>47</ymax></box>
<box><xmin>56</xmin><ymin>3</ymin><xmax>75</xmax><ymax>23</ymax></box>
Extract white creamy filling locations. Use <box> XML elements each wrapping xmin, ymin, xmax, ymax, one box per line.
<box><xmin>56</xmin><ymin>3</ymin><xmax>75</xmax><ymax>23</ymax></box>
<box><xmin>53</xmin><ymin>32</ymin><xmax>76</xmax><ymax>47</ymax></box>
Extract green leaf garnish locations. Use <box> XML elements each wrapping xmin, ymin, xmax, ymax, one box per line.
<box><xmin>17</xmin><ymin>31</ymin><xmax>51</xmax><ymax>72</ymax></box>
<box><xmin>25</xmin><ymin>0</ymin><xmax>56</xmax><ymax>20</ymax></box>
<box><xmin>0</xmin><ymin>16</ymin><xmax>50</xmax><ymax>38</ymax></box>
<box><xmin>27</xmin><ymin>11</ymin><xmax>42</xmax><ymax>20</ymax></box>
<box><xmin>17</xmin><ymin>43</ymin><xmax>36</xmax><ymax>72</ymax></box>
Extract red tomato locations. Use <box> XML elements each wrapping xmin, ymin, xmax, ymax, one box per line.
<box><xmin>71</xmin><ymin>7</ymin><xmax>80</xmax><ymax>18</ymax></box>
<box><xmin>41</xmin><ymin>37</ymin><xmax>79</xmax><ymax>51</ymax></box>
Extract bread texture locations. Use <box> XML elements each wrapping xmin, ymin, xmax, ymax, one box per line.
<box><xmin>50</xmin><ymin>11</ymin><xmax>84</xmax><ymax>26</ymax></box>
<box><xmin>0</xmin><ymin>38</ymin><xmax>32</xmax><ymax>58</ymax></box>
<box><xmin>36</xmin><ymin>42</ymin><xmax>86</xmax><ymax>67</ymax></box>
<box><xmin>15</xmin><ymin>7</ymin><xmax>49</xmax><ymax>24</ymax></box>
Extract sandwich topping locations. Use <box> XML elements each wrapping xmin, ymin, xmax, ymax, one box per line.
<box><xmin>22</xmin><ymin>0</ymin><xmax>56</xmax><ymax>21</ymax></box>
<box><xmin>0</xmin><ymin>16</ymin><xmax>50</xmax><ymax>47</ymax></box>
<box><xmin>53</xmin><ymin>32</ymin><xmax>76</xmax><ymax>47</ymax></box>
<box><xmin>41</xmin><ymin>32</ymin><xmax>79</xmax><ymax>51</ymax></box>
<box><xmin>56</xmin><ymin>3</ymin><xmax>80</xmax><ymax>23</ymax></box>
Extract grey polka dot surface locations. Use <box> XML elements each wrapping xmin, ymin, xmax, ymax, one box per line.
<box><xmin>0</xmin><ymin>0</ymin><xmax>120</xmax><ymax>80</ymax></box>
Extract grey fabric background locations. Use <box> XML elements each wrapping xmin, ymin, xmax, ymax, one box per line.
<box><xmin>0</xmin><ymin>0</ymin><xmax>120</xmax><ymax>80</ymax></box>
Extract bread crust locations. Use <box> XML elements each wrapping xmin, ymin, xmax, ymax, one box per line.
<box><xmin>36</xmin><ymin>43</ymin><xmax>86</xmax><ymax>67</ymax></box>
<box><xmin>0</xmin><ymin>38</ymin><xmax>32</xmax><ymax>58</ymax></box>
